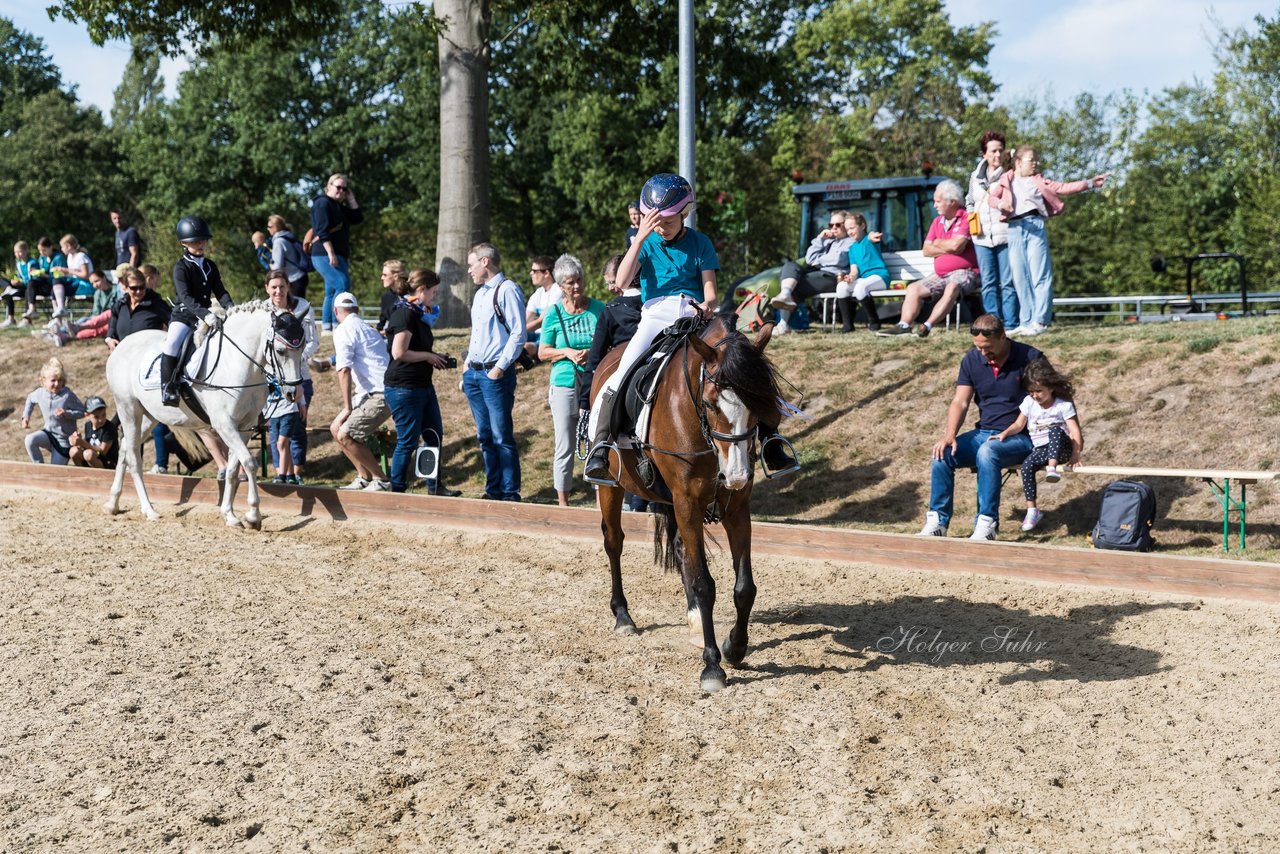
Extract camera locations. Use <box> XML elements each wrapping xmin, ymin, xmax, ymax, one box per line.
<box><xmin>442</xmin><ymin>355</ymin><xmax>458</xmax><ymax>370</ymax></box>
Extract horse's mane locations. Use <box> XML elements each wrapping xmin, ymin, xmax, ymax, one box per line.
<box><xmin>224</xmin><ymin>299</ymin><xmax>275</xmax><ymax>317</ymax></box>
<box><xmin>704</xmin><ymin>319</ymin><xmax>783</xmax><ymax>425</ymax></box>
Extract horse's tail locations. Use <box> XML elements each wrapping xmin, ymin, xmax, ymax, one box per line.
<box><xmin>169</xmin><ymin>426</ymin><xmax>212</xmax><ymax>469</ymax></box>
<box><xmin>652</xmin><ymin>502</ymin><xmax>680</xmax><ymax>573</ymax></box>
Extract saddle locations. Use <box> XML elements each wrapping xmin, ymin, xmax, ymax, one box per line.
<box><xmin>610</xmin><ymin>315</ymin><xmax>708</xmax><ymax>441</ymax></box>
<box><xmin>139</xmin><ymin>333</ymin><xmax>215</xmax><ymax>423</ymax></box>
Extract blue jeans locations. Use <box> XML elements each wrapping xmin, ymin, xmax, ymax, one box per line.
<box><xmin>974</xmin><ymin>242</ymin><xmax>1017</xmax><ymax>329</ymax></box>
<box><xmin>463</xmin><ymin>368</ymin><xmax>520</xmax><ymax>500</ymax></box>
<box><xmin>1007</xmin><ymin>216</ymin><xmax>1054</xmax><ymax>328</ymax></box>
<box><xmin>153</xmin><ymin>424</ymin><xmax>169</xmax><ymax>468</ymax></box>
<box><xmin>929</xmin><ymin>429</ymin><xmax>1035</xmax><ymax>528</ymax></box>
<box><xmin>312</xmin><ymin>254</ymin><xmax>351</xmax><ymax>329</ymax></box>
<box><xmin>385</xmin><ymin>384</ymin><xmax>443</xmax><ymax>492</ymax></box>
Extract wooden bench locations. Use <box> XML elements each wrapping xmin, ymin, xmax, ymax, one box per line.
<box><xmin>1068</xmin><ymin>465</ymin><xmax>1278</xmax><ymax>551</ymax></box>
<box><xmin>815</xmin><ymin>250</ymin><xmax>969</xmax><ymax>332</ymax></box>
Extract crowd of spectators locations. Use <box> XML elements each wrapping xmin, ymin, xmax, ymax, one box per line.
<box><xmin>7</xmin><ymin>153</ymin><xmax>1089</xmax><ymax>535</ymax></box>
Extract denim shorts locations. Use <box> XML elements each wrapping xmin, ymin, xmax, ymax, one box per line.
<box><xmin>269</xmin><ymin>412</ymin><xmax>299</xmax><ymax>442</ymax></box>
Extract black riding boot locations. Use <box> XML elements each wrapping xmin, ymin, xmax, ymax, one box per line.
<box><xmin>758</xmin><ymin>423</ymin><xmax>800</xmax><ymax>476</ymax></box>
<box><xmin>160</xmin><ymin>354</ymin><xmax>180</xmax><ymax>407</ymax></box>
<box><xmin>859</xmin><ymin>296</ymin><xmax>881</xmax><ymax>331</ymax></box>
<box><xmin>836</xmin><ymin>297</ymin><xmax>857</xmax><ymax>333</ymax></box>
<box><xmin>583</xmin><ymin>389</ymin><xmax>620</xmax><ymax>486</ymax></box>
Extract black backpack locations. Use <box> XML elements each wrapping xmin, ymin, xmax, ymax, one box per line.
<box><xmin>1091</xmin><ymin>480</ymin><xmax>1157</xmax><ymax>552</ymax></box>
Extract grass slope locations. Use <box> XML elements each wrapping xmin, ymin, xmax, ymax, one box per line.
<box><xmin>3</xmin><ymin>316</ymin><xmax>1279</xmax><ymax>561</ymax></box>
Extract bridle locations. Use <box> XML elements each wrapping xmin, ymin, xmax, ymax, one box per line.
<box><xmin>189</xmin><ymin>310</ymin><xmax>306</xmax><ymax>396</ymax></box>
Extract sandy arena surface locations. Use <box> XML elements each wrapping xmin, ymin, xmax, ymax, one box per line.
<box><xmin>2</xmin><ymin>488</ymin><xmax>1279</xmax><ymax>851</ymax></box>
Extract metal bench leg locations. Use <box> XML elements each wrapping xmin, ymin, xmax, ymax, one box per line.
<box><xmin>1207</xmin><ymin>477</ymin><xmax>1250</xmax><ymax>551</ymax></box>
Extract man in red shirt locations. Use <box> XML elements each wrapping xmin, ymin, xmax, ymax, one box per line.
<box><xmin>878</xmin><ymin>179</ymin><xmax>980</xmax><ymax>338</ymax></box>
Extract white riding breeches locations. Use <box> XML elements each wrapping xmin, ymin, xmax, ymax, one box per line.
<box><xmin>589</xmin><ymin>294</ymin><xmax>698</xmax><ymax>438</ymax></box>
<box><xmin>836</xmin><ymin>274</ymin><xmax>888</xmax><ymax>300</ymax></box>
<box><xmin>162</xmin><ymin>321</ymin><xmax>193</xmax><ymax>358</ymax></box>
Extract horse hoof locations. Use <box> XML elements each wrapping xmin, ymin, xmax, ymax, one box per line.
<box><xmin>241</xmin><ymin>517</ymin><xmax>261</xmax><ymax>531</ymax></box>
<box><xmin>101</xmin><ymin>503</ymin><xmax>120</xmax><ymax>516</ymax></box>
<box><xmin>145</xmin><ymin>511</ymin><xmax>160</xmax><ymax>522</ymax></box>
<box><xmin>225</xmin><ymin>516</ymin><xmax>240</xmax><ymax>528</ymax></box>
<box><xmin>721</xmin><ymin>640</ymin><xmax>746</xmax><ymax>668</ymax></box>
<box><xmin>700</xmin><ymin>669</ymin><xmax>727</xmax><ymax>693</ymax></box>
<box><xmin>613</xmin><ymin>621</ymin><xmax>638</xmax><ymax>636</ymax></box>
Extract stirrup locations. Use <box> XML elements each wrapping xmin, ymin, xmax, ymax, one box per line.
<box><xmin>583</xmin><ymin>441</ymin><xmax>621</xmax><ymax>487</ymax></box>
<box><xmin>760</xmin><ymin>435</ymin><xmax>801</xmax><ymax>480</ymax></box>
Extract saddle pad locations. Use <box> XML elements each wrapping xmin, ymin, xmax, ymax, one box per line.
<box><xmin>620</xmin><ymin>347</ymin><xmax>677</xmax><ymax>447</ymax></box>
<box><xmin>135</xmin><ymin>336</ymin><xmax>213</xmax><ymax>390</ymax></box>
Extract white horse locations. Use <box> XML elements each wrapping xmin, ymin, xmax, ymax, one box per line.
<box><xmin>105</xmin><ymin>300</ymin><xmax>306</xmax><ymax>528</ymax></box>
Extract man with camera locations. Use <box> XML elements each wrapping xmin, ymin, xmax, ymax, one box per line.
<box><xmin>329</xmin><ymin>292</ymin><xmax>393</xmax><ymax>491</ymax></box>
<box><xmin>461</xmin><ymin>243</ymin><xmax>527</xmax><ymax>502</ymax></box>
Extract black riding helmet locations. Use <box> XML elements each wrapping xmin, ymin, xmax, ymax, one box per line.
<box><xmin>176</xmin><ymin>215</ymin><xmax>213</xmax><ymax>243</ymax></box>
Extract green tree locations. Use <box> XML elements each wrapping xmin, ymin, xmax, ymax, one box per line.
<box><xmin>1</xmin><ymin>16</ymin><xmax>71</xmax><ymax>134</ymax></box>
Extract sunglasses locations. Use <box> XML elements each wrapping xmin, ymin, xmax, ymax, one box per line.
<box><xmin>531</xmin><ymin>268</ymin><xmax>549</xmax><ymax>274</ymax></box>
<box><xmin>126</xmin><ymin>285</ymin><xmax>146</xmax><ymax>292</ymax></box>
<box><xmin>829</xmin><ymin>222</ymin><xmax>845</xmax><ymax>228</ymax></box>
<box><xmin>332</xmin><ymin>184</ymin><xmax>349</xmax><ymax>191</ymax></box>
<box><xmin>969</xmin><ymin>326</ymin><xmax>1002</xmax><ymax>337</ymax></box>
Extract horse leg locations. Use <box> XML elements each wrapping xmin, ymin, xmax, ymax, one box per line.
<box><xmin>220</xmin><ymin>428</ymin><xmax>261</xmax><ymax>530</ymax></box>
<box><xmin>599</xmin><ymin>484</ymin><xmax>636</xmax><ymax>634</ymax></box>
<box><xmin>108</xmin><ymin>404</ymin><xmax>159</xmax><ymax>520</ymax></box>
<box><xmin>673</xmin><ymin>505</ymin><xmax>726</xmax><ymax>692</ymax></box>
<box><xmin>718</xmin><ymin>491</ymin><xmax>756</xmax><ymax>668</ymax></box>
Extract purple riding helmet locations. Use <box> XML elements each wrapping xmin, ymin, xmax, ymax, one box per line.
<box><xmin>639</xmin><ymin>173</ymin><xmax>694</xmax><ymax>218</ymax></box>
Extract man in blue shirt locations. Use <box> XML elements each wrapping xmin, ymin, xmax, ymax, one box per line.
<box><xmin>461</xmin><ymin>243</ymin><xmax>527</xmax><ymax>501</ymax></box>
<box><xmin>111</xmin><ymin>210</ymin><xmax>142</xmax><ymax>267</ymax></box>
<box><xmin>919</xmin><ymin>315</ymin><xmax>1044</xmax><ymax>541</ymax></box>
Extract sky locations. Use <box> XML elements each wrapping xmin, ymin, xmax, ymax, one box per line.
<box><xmin>2</xmin><ymin>1</ymin><xmax>1276</xmax><ymax>119</ymax></box>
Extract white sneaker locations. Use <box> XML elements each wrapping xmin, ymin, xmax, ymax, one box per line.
<box><xmin>774</xmin><ymin>318</ymin><xmax>791</xmax><ymax>335</ymax></box>
<box><xmin>969</xmin><ymin>514</ymin><xmax>998</xmax><ymax>541</ymax></box>
<box><xmin>771</xmin><ymin>293</ymin><xmax>797</xmax><ymax>311</ymax></box>
<box><xmin>0</xmin><ymin>317</ymin><xmax>13</xmax><ymax>328</ymax></box>
<box><xmin>918</xmin><ymin>511</ymin><xmax>947</xmax><ymax>537</ymax></box>
<box><xmin>1021</xmin><ymin>508</ymin><xmax>1044</xmax><ymax>532</ymax></box>
<box><xmin>340</xmin><ymin>476</ymin><xmax>370</xmax><ymax>491</ymax></box>
<box><xmin>1044</xmin><ymin>466</ymin><xmax>1061</xmax><ymax>484</ymax></box>
<box><xmin>1</xmin><ymin>285</ymin><xmax>18</xmax><ymax>298</ymax></box>
<box><xmin>150</xmin><ymin>465</ymin><xmax>168</xmax><ymax>475</ymax></box>
<box><xmin>363</xmin><ymin>478</ymin><xmax>391</xmax><ymax>492</ymax></box>
<box><xmin>51</xmin><ymin>307</ymin><xmax>67</xmax><ymax>319</ymax></box>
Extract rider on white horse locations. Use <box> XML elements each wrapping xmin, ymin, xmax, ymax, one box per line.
<box><xmin>161</xmin><ymin>216</ymin><xmax>234</xmax><ymax>407</ymax></box>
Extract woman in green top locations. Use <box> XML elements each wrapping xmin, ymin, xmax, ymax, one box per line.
<box><xmin>538</xmin><ymin>253</ymin><xmax>604</xmax><ymax>507</ymax></box>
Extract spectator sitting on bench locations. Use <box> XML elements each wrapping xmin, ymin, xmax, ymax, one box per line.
<box><xmin>917</xmin><ymin>315</ymin><xmax>1044</xmax><ymax>542</ymax></box>
<box><xmin>770</xmin><ymin>209</ymin><xmax>854</xmax><ymax>335</ymax></box>
<box><xmin>835</xmin><ymin>212</ymin><xmax>889</xmax><ymax>333</ymax></box>
<box><xmin>51</xmin><ymin>234</ymin><xmax>94</xmax><ymax>319</ymax></box>
<box><xmin>878</xmin><ymin>179</ymin><xmax>981</xmax><ymax>339</ymax></box>
<box><xmin>69</xmin><ymin>396</ymin><xmax>118</xmax><ymax>469</ymax></box>
<box><xmin>2</xmin><ymin>240</ymin><xmax>37</xmax><ymax>328</ymax></box>
<box><xmin>16</xmin><ymin>237</ymin><xmax>66</xmax><ymax>327</ymax></box>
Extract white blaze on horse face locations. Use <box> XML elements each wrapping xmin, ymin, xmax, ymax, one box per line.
<box><xmin>716</xmin><ymin>389</ymin><xmax>752</xmax><ymax>490</ymax></box>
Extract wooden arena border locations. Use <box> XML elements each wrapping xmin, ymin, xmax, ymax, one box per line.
<box><xmin>6</xmin><ymin>460</ymin><xmax>1280</xmax><ymax>605</ymax></box>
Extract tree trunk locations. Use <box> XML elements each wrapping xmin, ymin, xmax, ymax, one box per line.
<box><xmin>434</xmin><ymin>0</ymin><xmax>490</xmax><ymax>327</ymax></box>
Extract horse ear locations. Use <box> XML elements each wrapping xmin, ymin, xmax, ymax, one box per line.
<box><xmin>690</xmin><ymin>333</ymin><xmax>718</xmax><ymax>364</ymax></box>
<box><xmin>753</xmin><ymin>321</ymin><xmax>775</xmax><ymax>351</ymax></box>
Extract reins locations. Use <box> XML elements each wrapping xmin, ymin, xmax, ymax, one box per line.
<box><xmin>187</xmin><ymin>312</ymin><xmax>304</xmax><ymax>395</ymax></box>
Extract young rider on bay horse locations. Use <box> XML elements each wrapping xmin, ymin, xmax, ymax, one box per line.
<box><xmin>160</xmin><ymin>216</ymin><xmax>235</xmax><ymax>406</ymax></box>
<box><xmin>583</xmin><ymin>173</ymin><xmax>798</xmax><ymax>484</ymax></box>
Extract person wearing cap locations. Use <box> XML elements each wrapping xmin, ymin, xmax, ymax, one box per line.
<box><xmin>69</xmin><ymin>396</ymin><xmax>118</xmax><ymax>468</ymax></box>
<box><xmin>330</xmin><ymin>290</ymin><xmax>393</xmax><ymax>490</ymax></box>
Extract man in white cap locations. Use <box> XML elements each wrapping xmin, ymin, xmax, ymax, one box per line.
<box><xmin>329</xmin><ymin>292</ymin><xmax>393</xmax><ymax>490</ymax></box>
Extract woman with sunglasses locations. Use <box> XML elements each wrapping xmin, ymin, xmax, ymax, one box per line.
<box><xmin>106</xmin><ymin>268</ymin><xmax>171</xmax><ymax>352</ymax></box>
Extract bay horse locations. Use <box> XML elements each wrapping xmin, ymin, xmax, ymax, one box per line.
<box><xmin>104</xmin><ymin>300</ymin><xmax>306</xmax><ymax>529</ymax></box>
<box><xmin>592</xmin><ymin>316</ymin><xmax>781</xmax><ymax>692</ymax></box>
